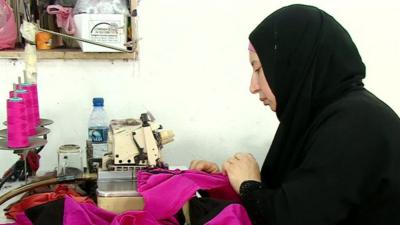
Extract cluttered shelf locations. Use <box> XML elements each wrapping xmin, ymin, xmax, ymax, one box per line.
<box><xmin>0</xmin><ymin>0</ymin><xmax>138</xmax><ymax>60</ymax></box>
<box><xmin>0</xmin><ymin>48</ymin><xmax>137</xmax><ymax>60</ymax></box>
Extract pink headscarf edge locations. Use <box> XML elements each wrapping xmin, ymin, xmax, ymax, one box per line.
<box><xmin>248</xmin><ymin>42</ymin><xmax>256</xmax><ymax>52</ymax></box>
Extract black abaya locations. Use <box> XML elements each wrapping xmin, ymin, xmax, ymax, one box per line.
<box><xmin>241</xmin><ymin>4</ymin><xmax>400</xmax><ymax>225</ymax></box>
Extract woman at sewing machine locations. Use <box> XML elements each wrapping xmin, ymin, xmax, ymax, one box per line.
<box><xmin>190</xmin><ymin>5</ymin><xmax>400</xmax><ymax>225</ymax></box>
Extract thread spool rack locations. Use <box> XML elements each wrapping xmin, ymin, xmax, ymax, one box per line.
<box><xmin>0</xmin><ymin>119</ymin><xmax>53</xmax><ymax>187</ymax></box>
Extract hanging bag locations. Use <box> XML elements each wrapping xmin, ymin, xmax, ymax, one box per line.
<box><xmin>0</xmin><ymin>0</ymin><xmax>17</xmax><ymax>49</ymax></box>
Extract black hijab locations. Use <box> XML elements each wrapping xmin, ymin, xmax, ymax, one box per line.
<box><xmin>249</xmin><ymin>5</ymin><xmax>366</xmax><ymax>187</ymax></box>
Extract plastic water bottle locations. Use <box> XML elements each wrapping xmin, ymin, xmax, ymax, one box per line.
<box><xmin>88</xmin><ymin>97</ymin><xmax>109</xmax><ymax>159</ymax></box>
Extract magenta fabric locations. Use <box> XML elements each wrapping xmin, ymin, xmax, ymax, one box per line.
<box><xmin>62</xmin><ymin>196</ymin><xmax>115</xmax><ymax>225</ymax></box>
<box><xmin>137</xmin><ymin>169</ymin><xmax>240</xmax><ymax>221</ymax></box>
<box><xmin>1</xmin><ymin>170</ymin><xmax>252</xmax><ymax>225</ymax></box>
<box><xmin>14</xmin><ymin>213</ymin><xmax>32</xmax><ymax>225</ymax></box>
<box><xmin>205</xmin><ymin>204</ymin><xmax>252</xmax><ymax>225</ymax></box>
<box><xmin>110</xmin><ymin>211</ymin><xmax>159</xmax><ymax>225</ymax></box>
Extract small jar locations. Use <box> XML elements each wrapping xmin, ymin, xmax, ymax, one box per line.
<box><xmin>57</xmin><ymin>144</ymin><xmax>83</xmax><ymax>176</ymax></box>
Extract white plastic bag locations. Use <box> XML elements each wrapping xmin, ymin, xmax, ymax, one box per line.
<box><xmin>73</xmin><ymin>0</ymin><xmax>129</xmax><ymax>15</ymax></box>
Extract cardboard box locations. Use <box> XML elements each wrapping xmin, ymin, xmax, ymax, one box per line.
<box><xmin>73</xmin><ymin>14</ymin><xmax>127</xmax><ymax>52</ymax></box>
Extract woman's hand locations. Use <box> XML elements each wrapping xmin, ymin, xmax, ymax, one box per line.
<box><xmin>222</xmin><ymin>152</ymin><xmax>261</xmax><ymax>193</ymax></box>
<box><xmin>189</xmin><ymin>160</ymin><xmax>220</xmax><ymax>173</ymax></box>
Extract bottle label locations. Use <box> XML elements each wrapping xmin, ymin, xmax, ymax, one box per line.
<box><xmin>89</xmin><ymin>127</ymin><xmax>108</xmax><ymax>143</ymax></box>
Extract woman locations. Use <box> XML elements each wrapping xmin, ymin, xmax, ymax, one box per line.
<box><xmin>190</xmin><ymin>4</ymin><xmax>400</xmax><ymax>225</ymax></box>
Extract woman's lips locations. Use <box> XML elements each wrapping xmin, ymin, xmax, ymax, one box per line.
<box><xmin>260</xmin><ymin>98</ymin><xmax>269</xmax><ymax>105</ymax></box>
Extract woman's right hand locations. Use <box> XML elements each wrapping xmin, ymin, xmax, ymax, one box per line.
<box><xmin>189</xmin><ymin>160</ymin><xmax>220</xmax><ymax>173</ymax></box>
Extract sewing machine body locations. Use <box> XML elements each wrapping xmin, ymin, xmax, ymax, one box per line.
<box><xmin>96</xmin><ymin>170</ymin><xmax>144</xmax><ymax>213</ymax></box>
<box><xmin>96</xmin><ymin>113</ymin><xmax>174</xmax><ymax>213</ymax></box>
<box><xmin>103</xmin><ymin>114</ymin><xmax>174</xmax><ymax>170</ymax></box>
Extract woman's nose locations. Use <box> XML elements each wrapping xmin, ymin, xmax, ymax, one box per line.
<box><xmin>249</xmin><ymin>73</ymin><xmax>260</xmax><ymax>94</ymax></box>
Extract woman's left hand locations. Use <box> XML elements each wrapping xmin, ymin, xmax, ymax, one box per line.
<box><xmin>222</xmin><ymin>152</ymin><xmax>261</xmax><ymax>194</ymax></box>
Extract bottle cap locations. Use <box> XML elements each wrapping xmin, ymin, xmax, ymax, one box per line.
<box><xmin>93</xmin><ymin>97</ymin><xmax>104</xmax><ymax>107</ymax></box>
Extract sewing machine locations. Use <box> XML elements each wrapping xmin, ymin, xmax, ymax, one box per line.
<box><xmin>95</xmin><ymin>113</ymin><xmax>175</xmax><ymax>213</ymax></box>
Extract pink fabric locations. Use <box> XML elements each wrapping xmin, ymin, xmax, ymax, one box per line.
<box><xmin>205</xmin><ymin>204</ymin><xmax>252</xmax><ymax>225</ymax></box>
<box><xmin>62</xmin><ymin>196</ymin><xmax>115</xmax><ymax>225</ymax></box>
<box><xmin>46</xmin><ymin>5</ymin><xmax>75</xmax><ymax>34</ymax></box>
<box><xmin>248</xmin><ymin>42</ymin><xmax>256</xmax><ymax>52</ymax></box>
<box><xmin>1</xmin><ymin>170</ymin><xmax>252</xmax><ymax>225</ymax></box>
<box><xmin>110</xmin><ymin>211</ymin><xmax>159</xmax><ymax>225</ymax></box>
<box><xmin>137</xmin><ymin>169</ymin><xmax>240</xmax><ymax>221</ymax></box>
<box><xmin>14</xmin><ymin>213</ymin><xmax>32</xmax><ymax>225</ymax></box>
<box><xmin>0</xmin><ymin>0</ymin><xmax>17</xmax><ymax>49</ymax></box>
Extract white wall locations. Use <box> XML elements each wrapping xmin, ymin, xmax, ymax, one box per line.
<box><xmin>0</xmin><ymin>0</ymin><xmax>399</xmax><ymax>173</ymax></box>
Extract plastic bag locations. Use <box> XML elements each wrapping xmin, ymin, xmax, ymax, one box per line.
<box><xmin>73</xmin><ymin>0</ymin><xmax>129</xmax><ymax>15</ymax></box>
<box><xmin>47</xmin><ymin>5</ymin><xmax>75</xmax><ymax>34</ymax></box>
<box><xmin>0</xmin><ymin>0</ymin><xmax>17</xmax><ymax>50</ymax></box>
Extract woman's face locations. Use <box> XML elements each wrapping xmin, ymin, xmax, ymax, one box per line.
<box><xmin>249</xmin><ymin>52</ymin><xmax>277</xmax><ymax>112</ymax></box>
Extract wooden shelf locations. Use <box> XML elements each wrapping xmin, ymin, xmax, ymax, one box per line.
<box><xmin>0</xmin><ymin>48</ymin><xmax>137</xmax><ymax>60</ymax></box>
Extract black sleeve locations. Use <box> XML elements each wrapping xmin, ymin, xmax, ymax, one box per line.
<box><xmin>240</xmin><ymin>116</ymin><xmax>387</xmax><ymax>225</ymax></box>
<box><xmin>239</xmin><ymin>180</ymin><xmax>276</xmax><ymax>224</ymax></box>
